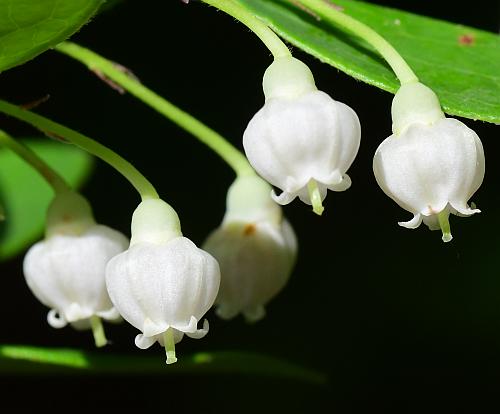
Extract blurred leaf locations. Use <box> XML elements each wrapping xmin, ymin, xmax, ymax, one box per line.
<box><xmin>0</xmin><ymin>0</ymin><xmax>104</xmax><ymax>72</ymax></box>
<box><xmin>0</xmin><ymin>345</ymin><xmax>327</xmax><ymax>383</ymax></box>
<box><xmin>237</xmin><ymin>0</ymin><xmax>500</xmax><ymax>123</ymax></box>
<box><xmin>0</xmin><ymin>139</ymin><xmax>93</xmax><ymax>260</ymax></box>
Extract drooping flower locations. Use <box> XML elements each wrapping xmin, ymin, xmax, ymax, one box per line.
<box><xmin>23</xmin><ymin>190</ymin><xmax>128</xmax><ymax>346</ymax></box>
<box><xmin>243</xmin><ymin>56</ymin><xmax>361</xmax><ymax>215</ymax></box>
<box><xmin>105</xmin><ymin>198</ymin><xmax>220</xmax><ymax>364</ymax></box>
<box><xmin>203</xmin><ymin>175</ymin><xmax>297</xmax><ymax>322</ymax></box>
<box><xmin>373</xmin><ymin>82</ymin><xmax>485</xmax><ymax>242</ymax></box>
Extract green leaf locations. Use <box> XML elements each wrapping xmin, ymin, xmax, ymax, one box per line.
<box><xmin>0</xmin><ymin>0</ymin><xmax>104</xmax><ymax>73</ymax></box>
<box><xmin>0</xmin><ymin>139</ymin><xmax>93</xmax><ymax>260</ymax></box>
<box><xmin>0</xmin><ymin>345</ymin><xmax>327</xmax><ymax>383</ymax></box>
<box><xmin>237</xmin><ymin>0</ymin><xmax>500</xmax><ymax>123</ymax></box>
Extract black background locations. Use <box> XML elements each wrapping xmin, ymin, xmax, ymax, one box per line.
<box><xmin>0</xmin><ymin>0</ymin><xmax>499</xmax><ymax>412</ymax></box>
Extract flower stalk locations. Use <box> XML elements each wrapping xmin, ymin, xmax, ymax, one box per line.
<box><xmin>0</xmin><ymin>129</ymin><xmax>70</xmax><ymax>194</ymax></box>
<box><xmin>202</xmin><ymin>0</ymin><xmax>291</xmax><ymax>59</ymax></box>
<box><xmin>296</xmin><ymin>0</ymin><xmax>418</xmax><ymax>85</ymax></box>
<box><xmin>54</xmin><ymin>41</ymin><xmax>254</xmax><ymax>178</ymax></box>
<box><xmin>0</xmin><ymin>100</ymin><xmax>158</xmax><ymax>201</ymax></box>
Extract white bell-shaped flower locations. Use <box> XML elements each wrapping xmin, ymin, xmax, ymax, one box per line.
<box><xmin>23</xmin><ymin>190</ymin><xmax>129</xmax><ymax>346</ymax></box>
<box><xmin>203</xmin><ymin>175</ymin><xmax>297</xmax><ymax>323</ymax></box>
<box><xmin>243</xmin><ymin>56</ymin><xmax>361</xmax><ymax>215</ymax></box>
<box><xmin>105</xmin><ymin>198</ymin><xmax>220</xmax><ymax>364</ymax></box>
<box><xmin>373</xmin><ymin>82</ymin><xmax>485</xmax><ymax>242</ymax></box>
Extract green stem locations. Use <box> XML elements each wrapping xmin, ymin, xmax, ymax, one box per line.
<box><xmin>0</xmin><ymin>100</ymin><xmax>158</xmax><ymax>201</ymax></box>
<box><xmin>0</xmin><ymin>129</ymin><xmax>70</xmax><ymax>194</ymax></box>
<box><xmin>202</xmin><ymin>0</ymin><xmax>291</xmax><ymax>58</ymax></box>
<box><xmin>163</xmin><ymin>328</ymin><xmax>177</xmax><ymax>365</ymax></box>
<box><xmin>89</xmin><ymin>316</ymin><xmax>107</xmax><ymax>348</ymax></box>
<box><xmin>55</xmin><ymin>41</ymin><xmax>255</xmax><ymax>178</ymax></box>
<box><xmin>298</xmin><ymin>0</ymin><xmax>418</xmax><ymax>85</ymax></box>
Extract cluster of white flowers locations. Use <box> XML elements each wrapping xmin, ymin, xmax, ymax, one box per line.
<box><xmin>25</xmin><ymin>193</ymin><xmax>221</xmax><ymax>363</ymax></box>
<box><xmin>21</xmin><ymin>53</ymin><xmax>484</xmax><ymax>364</ymax></box>
<box><xmin>244</xmin><ymin>56</ymin><xmax>484</xmax><ymax>242</ymax></box>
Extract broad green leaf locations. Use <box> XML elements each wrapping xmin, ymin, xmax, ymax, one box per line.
<box><xmin>0</xmin><ymin>345</ymin><xmax>327</xmax><ymax>383</ymax></box>
<box><xmin>237</xmin><ymin>0</ymin><xmax>500</xmax><ymax>123</ymax></box>
<box><xmin>0</xmin><ymin>0</ymin><xmax>104</xmax><ymax>73</ymax></box>
<box><xmin>0</xmin><ymin>139</ymin><xmax>93</xmax><ymax>260</ymax></box>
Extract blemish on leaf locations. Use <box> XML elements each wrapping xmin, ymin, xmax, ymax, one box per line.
<box><xmin>243</xmin><ymin>223</ymin><xmax>257</xmax><ymax>236</ymax></box>
<box><xmin>394</xmin><ymin>18</ymin><xmax>401</xmax><ymax>26</ymax></box>
<box><xmin>43</xmin><ymin>131</ymin><xmax>70</xmax><ymax>144</ymax></box>
<box><xmin>112</xmin><ymin>62</ymin><xmax>141</xmax><ymax>83</ymax></box>
<box><xmin>458</xmin><ymin>33</ymin><xmax>475</xmax><ymax>46</ymax></box>
<box><xmin>325</xmin><ymin>1</ymin><xmax>344</xmax><ymax>11</ymax></box>
<box><xmin>91</xmin><ymin>68</ymin><xmax>126</xmax><ymax>94</ymax></box>
<box><xmin>20</xmin><ymin>95</ymin><xmax>50</xmax><ymax>110</ymax></box>
<box><xmin>291</xmin><ymin>1</ymin><xmax>321</xmax><ymax>20</ymax></box>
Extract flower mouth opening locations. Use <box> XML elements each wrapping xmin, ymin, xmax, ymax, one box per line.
<box><xmin>399</xmin><ymin>202</ymin><xmax>481</xmax><ymax>243</ymax></box>
<box><xmin>271</xmin><ymin>173</ymin><xmax>352</xmax><ymax>215</ymax></box>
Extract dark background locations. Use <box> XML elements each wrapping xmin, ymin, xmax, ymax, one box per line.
<box><xmin>0</xmin><ymin>0</ymin><xmax>499</xmax><ymax>412</ymax></box>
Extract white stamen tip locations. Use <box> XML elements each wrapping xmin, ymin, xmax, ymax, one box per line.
<box><xmin>166</xmin><ymin>354</ymin><xmax>178</xmax><ymax>365</ymax></box>
<box><xmin>442</xmin><ymin>232</ymin><xmax>453</xmax><ymax>243</ymax></box>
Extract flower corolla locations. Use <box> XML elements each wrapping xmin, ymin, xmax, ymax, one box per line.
<box><xmin>106</xmin><ymin>198</ymin><xmax>220</xmax><ymax>364</ymax></box>
<box><xmin>23</xmin><ymin>191</ymin><xmax>128</xmax><ymax>346</ymax></box>
<box><xmin>373</xmin><ymin>82</ymin><xmax>485</xmax><ymax>241</ymax></box>
<box><xmin>203</xmin><ymin>175</ymin><xmax>297</xmax><ymax>322</ymax></box>
<box><xmin>243</xmin><ymin>56</ymin><xmax>361</xmax><ymax>215</ymax></box>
